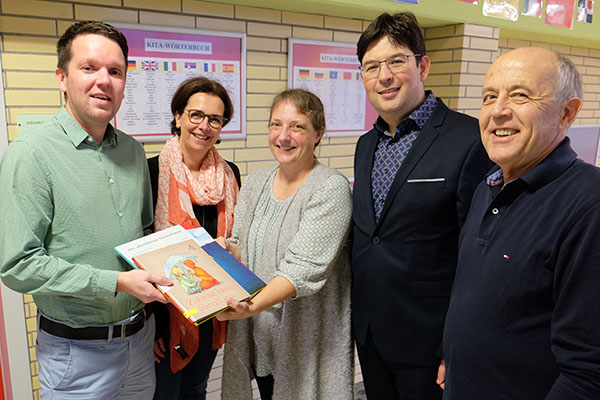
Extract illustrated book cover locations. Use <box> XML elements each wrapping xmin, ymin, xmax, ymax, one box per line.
<box><xmin>115</xmin><ymin>225</ymin><xmax>265</xmax><ymax>325</ymax></box>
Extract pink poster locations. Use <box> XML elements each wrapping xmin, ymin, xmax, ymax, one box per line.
<box><xmin>113</xmin><ymin>24</ymin><xmax>246</xmax><ymax>142</ymax></box>
<box><xmin>289</xmin><ymin>39</ymin><xmax>378</xmax><ymax>137</ymax></box>
<box><xmin>545</xmin><ymin>0</ymin><xmax>576</xmax><ymax>28</ymax></box>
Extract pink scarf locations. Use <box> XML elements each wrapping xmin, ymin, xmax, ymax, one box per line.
<box><xmin>154</xmin><ymin>135</ymin><xmax>236</xmax><ymax>237</ymax></box>
<box><xmin>154</xmin><ymin>135</ymin><xmax>237</xmax><ymax>372</ymax></box>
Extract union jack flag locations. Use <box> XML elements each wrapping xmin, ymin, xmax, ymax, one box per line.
<box><xmin>141</xmin><ymin>60</ymin><xmax>158</xmax><ymax>71</ymax></box>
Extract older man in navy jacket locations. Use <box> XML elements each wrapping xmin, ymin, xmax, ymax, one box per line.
<box><xmin>443</xmin><ymin>47</ymin><xmax>600</xmax><ymax>399</ymax></box>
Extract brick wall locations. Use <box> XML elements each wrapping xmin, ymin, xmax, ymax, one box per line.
<box><xmin>426</xmin><ymin>23</ymin><xmax>500</xmax><ymax>119</ymax></box>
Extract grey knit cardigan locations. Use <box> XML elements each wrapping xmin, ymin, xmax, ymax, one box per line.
<box><xmin>221</xmin><ymin>162</ymin><xmax>354</xmax><ymax>400</ymax></box>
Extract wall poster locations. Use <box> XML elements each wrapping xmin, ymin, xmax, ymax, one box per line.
<box><xmin>545</xmin><ymin>0</ymin><xmax>575</xmax><ymax>28</ymax></box>
<box><xmin>522</xmin><ymin>0</ymin><xmax>543</xmax><ymax>17</ymax></box>
<box><xmin>113</xmin><ymin>23</ymin><xmax>246</xmax><ymax>142</ymax></box>
<box><xmin>288</xmin><ymin>39</ymin><xmax>378</xmax><ymax>137</ymax></box>
<box><xmin>577</xmin><ymin>0</ymin><xmax>594</xmax><ymax>22</ymax></box>
<box><xmin>482</xmin><ymin>0</ymin><xmax>520</xmax><ymax>21</ymax></box>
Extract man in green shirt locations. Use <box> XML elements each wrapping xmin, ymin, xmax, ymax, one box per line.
<box><xmin>0</xmin><ymin>21</ymin><xmax>170</xmax><ymax>399</ymax></box>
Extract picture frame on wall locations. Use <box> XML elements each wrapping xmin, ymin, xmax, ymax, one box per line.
<box><xmin>112</xmin><ymin>23</ymin><xmax>247</xmax><ymax>142</ymax></box>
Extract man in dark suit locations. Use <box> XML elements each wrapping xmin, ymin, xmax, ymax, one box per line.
<box><xmin>351</xmin><ymin>12</ymin><xmax>492</xmax><ymax>400</ymax></box>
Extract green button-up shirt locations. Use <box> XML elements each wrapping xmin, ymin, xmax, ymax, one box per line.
<box><xmin>0</xmin><ymin>108</ymin><xmax>153</xmax><ymax>327</ymax></box>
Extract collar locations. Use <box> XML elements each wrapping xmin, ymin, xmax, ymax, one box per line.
<box><xmin>486</xmin><ymin>137</ymin><xmax>577</xmax><ymax>193</ymax></box>
<box><xmin>373</xmin><ymin>91</ymin><xmax>437</xmax><ymax>139</ymax></box>
<box><xmin>56</xmin><ymin>107</ymin><xmax>118</xmax><ymax>148</ymax></box>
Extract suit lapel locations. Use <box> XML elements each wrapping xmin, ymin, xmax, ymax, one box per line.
<box><xmin>376</xmin><ymin>100</ymin><xmax>449</xmax><ymax>225</ymax></box>
<box><xmin>354</xmin><ymin>131</ymin><xmax>379</xmax><ymax>230</ymax></box>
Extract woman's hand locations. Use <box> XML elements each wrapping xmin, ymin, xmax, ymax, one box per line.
<box><xmin>216</xmin><ymin>297</ymin><xmax>254</xmax><ymax>321</ymax></box>
<box><xmin>154</xmin><ymin>337</ymin><xmax>167</xmax><ymax>363</ymax></box>
<box><xmin>215</xmin><ymin>237</ymin><xmax>242</xmax><ymax>261</ymax></box>
<box><xmin>216</xmin><ymin>276</ymin><xmax>296</xmax><ymax>321</ymax></box>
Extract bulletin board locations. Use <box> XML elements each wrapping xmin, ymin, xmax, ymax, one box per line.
<box><xmin>288</xmin><ymin>39</ymin><xmax>378</xmax><ymax>137</ymax></box>
<box><xmin>567</xmin><ymin>125</ymin><xmax>600</xmax><ymax>166</ymax></box>
<box><xmin>113</xmin><ymin>23</ymin><xmax>246</xmax><ymax>142</ymax></box>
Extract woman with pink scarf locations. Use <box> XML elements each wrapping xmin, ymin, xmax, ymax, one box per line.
<box><xmin>147</xmin><ymin>77</ymin><xmax>240</xmax><ymax>400</ymax></box>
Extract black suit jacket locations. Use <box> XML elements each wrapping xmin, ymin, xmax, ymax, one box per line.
<box><xmin>351</xmin><ymin>98</ymin><xmax>492</xmax><ymax>367</ymax></box>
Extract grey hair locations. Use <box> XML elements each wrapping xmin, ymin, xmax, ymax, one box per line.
<box><xmin>555</xmin><ymin>52</ymin><xmax>583</xmax><ymax>105</ymax></box>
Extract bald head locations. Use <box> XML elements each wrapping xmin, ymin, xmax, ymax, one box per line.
<box><xmin>486</xmin><ymin>48</ymin><xmax>558</xmax><ymax>97</ymax></box>
<box><xmin>479</xmin><ymin>47</ymin><xmax>583</xmax><ymax>182</ymax></box>
<box><xmin>488</xmin><ymin>47</ymin><xmax>582</xmax><ymax>104</ymax></box>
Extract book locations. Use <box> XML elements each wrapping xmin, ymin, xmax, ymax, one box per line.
<box><xmin>115</xmin><ymin>225</ymin><xmax>266</xmax><ymax>325</ymax></box>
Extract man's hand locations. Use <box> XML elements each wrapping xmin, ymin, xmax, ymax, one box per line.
<box><xmin>154</xmin><ymin>337</ymin><xmax>166</xmax><ymax>363</ymax></box>
<box><xmin>436</xmin><ymin>359</ymin><xmax>446</xmax><ymax>389</ymax></box>
<box><xmin>216</xmin><ymin>297</ymin><xmax>253</xmax><ymax>321</ymax></box>
<box><xmin>116</xmin><ymin>269</ymin><xmax>171</xmax><ymax>303</ymax></box>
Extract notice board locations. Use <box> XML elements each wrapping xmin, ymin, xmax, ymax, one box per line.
<box><xmin>288</xmin><ymin>39</ymin><xmax>378</xmax><ymax>137</ymax></box>
<box><xmin>113</xmin><ymin>23</ymin><xmax>246</xmax><ymax>142</ymax></box>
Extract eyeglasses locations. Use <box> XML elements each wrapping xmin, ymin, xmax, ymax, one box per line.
<box><xmin>359</xmin><ymin>54</ymin><xmax>421</xmax><ymax>80</ymax></box>
<box><xmin>185</xmin><ymin>109</ymin><xmax>227</xmax><ymax>129</ymax></box>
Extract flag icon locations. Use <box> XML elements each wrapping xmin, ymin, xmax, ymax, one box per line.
<box><xmin>185</xmin><ymin>62</ymin><xmax>197</xmax><ymax>70</ymax></box>
<box><xmin>127</xmin><ymin>60</ymin><xmax>136</xmax><ymax>71</ymax></box>
<box><xmin>329</xmin><ymin>71</ymin><xmax>338</xmax><ymax>79</ymax></box>
<box><xmin>299</xmin><ymin>69</ymin><xmax>310</xmax><ymax>78</ymax></box>
<box><xmin>314</xmin><ymin>72</ymin><xmax>324</xmax><ymax>79</ymax></box>
<box><xmin>204</xmin><ymin>63</ymin><xmax>210</xmax><ymax>72</ymax></box>
<box><xmin>223</xmin><ymin>64</ymin><xmax>234</xmax><ymax>73</ymax></box>
<box><xmin>141</xmin><ymin>60</ymin><xmax>158</xmax><ymax>71</ymax></box>
<box><xmin>343</xmin><ymin>72</ymin><xmax>352</xmax><ymax>80</ymax></box>
<box><xmin>163</xmin><ymin>61</ymin><xmax>176</xmax><ymax>72</ymax></box>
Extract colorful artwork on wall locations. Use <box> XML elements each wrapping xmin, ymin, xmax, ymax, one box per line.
<box><xmin>577</xmin><ymin>0</ymin><xmax>594</xmax><ymax>22</ymax></box>
<box><xmin>482</xmin><ymin>0</ymin><xmax>520</xmax><ymax>21</ymax></box>
<box><xmin>522</xmin><ymin>0</ymin><xmax>543</xmax><ymax>17</ymax></box>
<box><xmin>545</xmin><ymin>0</ymin><xmax>575</xmax><ymax>28</ymax></box>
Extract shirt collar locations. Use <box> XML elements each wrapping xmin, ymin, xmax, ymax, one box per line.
<box><xmin>486</xmin><ymin>137</ymin><xmax>577</xmax><ymax>192</ymax></box>
<box><xmin>373</xmin><ymin>91</ymin><xmax>437</xmax><ymax>138</ymax></box>
<box><xmin>56</xmin><ymin>107</ymin><xmax>118</xmax><ymax>148</ymax></box>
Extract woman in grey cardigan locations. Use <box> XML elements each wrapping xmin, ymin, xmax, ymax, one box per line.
<box><xmin>217</xmin><ymin>89</ymin><xmax>354</xmax><ymax>399</ymax></box>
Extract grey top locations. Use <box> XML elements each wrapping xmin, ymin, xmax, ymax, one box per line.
<box><xmin>247</xmin><ymin>169</ymin><xmax>289</xmax><ymax>376</ymax></box>
<box><xmin>222</xmin><ymin>162</ymin><xmax>354</xmax><ymax>400</ymax></box>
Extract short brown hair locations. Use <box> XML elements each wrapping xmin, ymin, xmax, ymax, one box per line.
<box><xmin>270</xmin><ymin>89</ymin><xmax>326</xmax><ymax>146</ymax></box>
<box><xmin>57</xmin><ymin>21</ymin><xmax>128</xmax><ymax>74</ymax></box>
<box><xmin>170</xmin><ymin>77</ymin><xmax>234</xmax><ymax>136</ymax></box>
<box><xmin>357</xmin><ymin>12</ymin><xmax>425</xmax><ymax>65</ymax></box>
